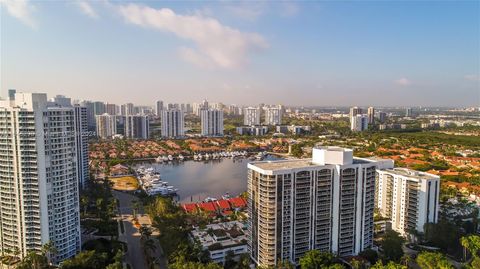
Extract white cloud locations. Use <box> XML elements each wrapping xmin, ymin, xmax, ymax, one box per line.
<box><xmin>394</xmin><ymin>78</ymin><xmax>411</xmax><ymax>86</ymax></box>
<box><xmin>76</xmin><ymin>1</ymin><xmax>98</xmax><ymax>18</ymax></box>
<box><xmin>464</xmin><ymin>74</ymin><xmax>480</xmax><ymax>81</ymax></box>
<box><xmin>0</xmin><ymin>0</ymin><xmax>35</xmax><ymax>27</ymax></box>
<box><xmin>116</xmin><ymin>3</ymin><xmax>268</xmax><ymax>69</ymax></box>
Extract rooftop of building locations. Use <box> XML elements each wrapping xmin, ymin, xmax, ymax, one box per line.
<box><xmin>381</xmin><ymin>167</ymin><xmax>439</xmax><ymax>180</ymax></box>
<box><xmin>249</xmin><ymin>157</ymin><xmax>375</xmax><ymax>171</ymax></box>
<box><xmin>190</xmin><ymin>221</ymin><xmax>248</xmax><ymax>250</ymax></box>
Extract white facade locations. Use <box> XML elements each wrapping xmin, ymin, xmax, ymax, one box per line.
<box><xmin>350</xmin><ymin>114</ymin><xmax>369</xmax><ymax>131</ymax></box>
<box><xmin>73</xmin><ymin>106</ymin><xmax>90</xmax><ymax>188</ymax></box>
<box><xmin>0</xmin><ymin>92</ymin><xmax>81</xmax><ymax>263</ymax></box>
<box><xmin>201</xmin><ymin>109</ymin><xmax>224</xmax><ymax>136</ymax></box>
<box><xmin>244</xmin><ymin>107</ymin><xmax>261</xmax><ymax>126</ymax></box>
<box><xmin>264</xmin><ymin>106</ymin><xmax>282</xmax><ymax>125</ymax></box>
<box><xmin>125</xmin><ymin>115</ymin><xmax>149</xmax><ymax>139</ymax></box>
<box><xmin>96</xmin><ymin>113</ymin><xmax>117</xmax><ymax>139</ymax></box>
<box><xmin>376</xmin><ymin>168</ymin><xmax>440</xmax><ymax>236</ymax></box>
<box><xmin>161</xmin><ymin>109</ymin><xmax>184</xmax><ymax>138</ymax></box>
<box><xmin>248</xmin><ymin>147</ymin><xmax>390</xmax><ymax>267</ymax></box>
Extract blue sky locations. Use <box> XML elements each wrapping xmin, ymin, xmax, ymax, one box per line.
<box><xmin>1</xmin><ymin>0</ymin><xmax>479</xmax><ymax>107</ymax></box>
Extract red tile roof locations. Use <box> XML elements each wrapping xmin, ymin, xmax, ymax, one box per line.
<box><xmin>182</xmin><ymin>203</ymin><xmax>197</xmax><ymax>213</ymax></box>
<box><xmin>228</xmin><ymin>197</ymin><xmax>247</xmax><ymax>208</ymax></box>
<box><xmin>216</xmin><ymin>200</ymin><xmax>231</xmax><ymax>210</ymax></box>
<box><xmin>198</xmin><ymin>202</ymin><xmax>218</xmax><ymax>212</ymax></box>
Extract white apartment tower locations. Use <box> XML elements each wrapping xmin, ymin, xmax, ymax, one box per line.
<box><xmin>0</xmin><ymin>92</ymin><xmax>81</xmax><ymax>263</ymax></box>
<box><xmin>351</xmin><ymin>114</ymin><xmax>369</xmax><ymax>131</ymax></box>
<box><xmin>244</xmin><ymin>107</ymin><xmax>261</xmax><ymax>126</ymax></box>
<box><xmin>96</xmin><ymin>113</ymin><xmax>117</xmax><ymax>139</ymax></box>
<box><xmin>247</xmin><ymin>147</ymin><xmax>393</xmax><ymax>267</ymax></box>
<box><xmin>155</xmin><ymin>100</ymin><xmax>163</xmax><ymax>116</ymax></box>
<box><xmin>50</xmin><ymin>97</ymin><xmax>90</xmax><ymax>190</ymax></box>
<box><xmin>125</xmin><ymin>115</ymin><xmax>150</xmax><ymax>139</ymax></box>
<box><xmin>201</xmin><ymin>109</ymin><xmax>224</xmax><ymax>136</ymax></box>
<box><xmin>73</xmin><ymin>106</ymin><xmax>90</xmax><ymax>188</ymax></box>
<box><xmin>264</xmin><ymin>106</ymin><xmax>282</xmax><ymax>125</ymax></box>
<box><xmin>161</xmin><ymin>109</ymin><xmax>184</xmax><ymax>138</ymax></box>
<box><xmin>376</xmin><ymin>168</ymin><xmax>440</xmax><ymax>236</ymax></box>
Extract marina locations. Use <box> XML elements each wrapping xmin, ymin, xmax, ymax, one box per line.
<box><xmin>137</xmin><ymin>154</ymin><xmax>280</xmax><ymax>203</ymax></box>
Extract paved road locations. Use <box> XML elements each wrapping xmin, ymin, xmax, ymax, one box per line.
<box><xmin>114</xmin><ymin>191</ymin><xmax>151</xmax><ymax>269</ymax></box>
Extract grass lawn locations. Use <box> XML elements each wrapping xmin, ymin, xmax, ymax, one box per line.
<box><xmin>109</xmin><ymin>176</ymin><xmax>140</xmax><ymax>191</ymax></box>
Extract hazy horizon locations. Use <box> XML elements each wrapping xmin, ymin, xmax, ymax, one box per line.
<box><xmin>1</xmin><ymin>1</ymin><xmax>479</xmax><ymax>107</ymax></box>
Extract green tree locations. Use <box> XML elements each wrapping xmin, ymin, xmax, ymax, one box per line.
<box><xmin>415</xmin><ymin>251</ymin><xmax>453</xmax><ymax>269</ymax></box>
<box><xmin>16</xmin><ymin>251</ymin><xmax>50</xmax><ymax>269</ymax></box>
<box><xmin>461</xmin><ymin>234</ymin><xmax>480</xmax><ymax>261</ymax></box>
<box><xmin>299</xmin><ymin>250</ymin><xmax>335</xmax><ymax>269</ymax></box>
<box><xmin>380</xmin><ymin>230</ymin><xmax>405</xmax><ymax>262</ymax></box>
<box><xmin>370</xmin><ymin>261</ymin><xmax>406</xmax><ymax>269</ymax></box>
<box><xmin>60</xmin><ymin>250</ymin><xmax>108</xmax><ymax>269</ymax></box>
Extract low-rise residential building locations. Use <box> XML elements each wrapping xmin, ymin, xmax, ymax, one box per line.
<box><xmin>236</xmin><ymin>126</ymin><xmax>268</xmax><ymax>136</ymax></box>
<box><xmin>190</xmin><ymin>221</ymin><xmax>248</xmax><ymax>264</ymax></box>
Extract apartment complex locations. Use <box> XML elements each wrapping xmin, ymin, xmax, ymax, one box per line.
<box><xmin>155</xmin><ymin>100</ymin><xmax>163</xmax><ymax>116</ymax></box>
<box><xmin>244</xmin><ymin>107</ymin><xmax>261</xmax><ymax>126</ymax></box>
<box><xmin>96</xmin><ymin>113</ymin><xmax>117</xmax><ymax>139</ymax></box>
<box><xmin>161</xmin><ymin>109</ymin><xmax>184</xmax><ymax>138</ymax></box>
<box><xmin>351</xmin><ymin>114</ymin><xmax>369</xmax><ymax>131</ymax></box>
<box><xmin>376</xmin><ymin>168</ymin><xmax>440</xmax><ymax>236</ymax></box>
<box><xmin>73</xmin><ymin>106</ymin><xmax>90</xmax><ymax>188</ymax></box>
<box><xmin>125</xmin><ymin>115</ymin><xmax>149</xmax><ymax>139</ymax></box>
<box><xmin>247</xmin><ymin>147</ymin><xmax>393</xmax><ymax>267</ymax></box>
<box><xmin>367</xmin><ymin>107</ymin><xmax>375</xmax><ymax>124</ymax></box>
<box><xmin>200</xmin><ymin>109</ymin><xmax>224</xmax><ymax>136</ymax></box>
<box><xmin>0</xmin><ymin>92</ymin><xmax>82</xmax><ymax>263</ymax></box>
<box><xmin>264</xmin><ymin>106</ymin><xmax>282</xmax><ymax>125</ymax></box>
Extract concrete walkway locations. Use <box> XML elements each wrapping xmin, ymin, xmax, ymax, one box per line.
<box><xmin>113</xmin><ymin>190</ymin><xmax>167</xmax><ymax>269</ymax></box>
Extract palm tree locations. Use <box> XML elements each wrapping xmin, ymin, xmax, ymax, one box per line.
<box><xmin>80</xmin><ymin>195</ymin><xmax>89</xmax><ymax>216</ymax></box>
<box><xmin>401</xmin><ymin>254</ymin><xmax>412</xmax><ymax>267</ymax></box>
<box><xmin>41</xmin><ymin>240</ymin><xmax>57</xmax><ymax>264</ymax></box>
<box><xmin>461</xmin><ymin>236</ymin><xmax>469</xmax><ymax>262</ymax></box>
<box><xmin>139</xmin><ymin>225</ymin><xmax>152</xmax><ymax>240</ymax></box>
<box><xmin>132</xmin><ymin>200</ymin><xmax>141</xmax><ymax>219</ymax></box>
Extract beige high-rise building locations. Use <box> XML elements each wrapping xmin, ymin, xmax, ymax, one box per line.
<box><xmin>247</xmin><ymin>146</ymin><xmax>393</xmax><ymax>267</ymax></box>
<box><xmin>367</xmin><ymin>107</ymin><xmax>375</xmax><ymax>124</ymax></box>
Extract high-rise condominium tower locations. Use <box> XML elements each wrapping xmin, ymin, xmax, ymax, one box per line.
<box><xmin>405</xmin><ymin>107</ymin><xmax>413</xmax><ymax>117</ymax></box>
<box><xmin>244</xmin><ymin>107</ymin><xmax>261</xmax><ymax>126</ymax></box>
<box><xmin>0</xmin><ymin>92</ymin><xmax>82</xmax><ymax>263</ymax></box>
<box><xmin>125</xmin><ymin>115</ymin><xmax>150</xmax><ymax>139</ymax></box>
<box><xmin>161</xmin><ymin>109</ymin><xmax>184</xmax><ymax>138</ymax></box>
<box><xmin>96</xmin><ymin>113</ymin><xmax>117</xmax><ymax>139</ymax></box>
<box><xmin>264</xmin><ymin>106</ymin><xmax>282</xmax><ymax>125</ymax></box>
<box><xmin>247</xmin><ymin>146</ymin><xmax>393</xmax><ymax>267</ymax></box>
<box><xmin>200</xmin><ymin>109</ymin><xmax>224</xmax><ymax>136</ymax></box>
<box><xmin>376</xmin><ymin>168</ymin><xmax>439</xmax><ymax>236</ymax></box>
<box><xmin>349</xmin><ymin>106</ymin><xmax>363</xmax><ymax>118</ymax></box>
<box><xmin>105</xmin><ymin>103</ymin><xmax>117</xmax><ymax>115</ymax></box>
<box><xmin>155</xmin><ymin>100</ymin><xmax>163</xmax><ymax>116</ymax></box>
<box><xmin>367</xmin><ymin>107</ymin><xmax>375</xmax><ymax>124</ymax></box>
<box><xmin>350</xmin><ymin>114</ymin><xmax>369</xmax><ymax>131</ymax></box>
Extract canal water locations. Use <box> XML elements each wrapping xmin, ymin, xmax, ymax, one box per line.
<box><xmin>144</xmin><ymin>156</ymin><xmax>280</xmax><ymax>203</ymax></box>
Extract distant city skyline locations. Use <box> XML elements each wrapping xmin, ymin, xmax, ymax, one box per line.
<box><xmin>1</xmin><ymin>1</ymin><xmax>479</xmax><ymax>106</ymax></box>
